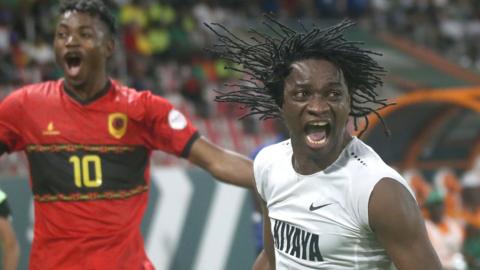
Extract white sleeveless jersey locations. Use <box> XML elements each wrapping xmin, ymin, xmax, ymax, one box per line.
<box><xmin>254</xmin><ymin>137</ymin><xmax>413</xmax><ymax>269</ymax></box>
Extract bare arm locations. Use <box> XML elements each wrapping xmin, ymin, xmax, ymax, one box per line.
<box><xmin>369</xmin><ymin>178</ymin><xmax>442</xmax><ymax>270</ymax></box>
<box><xmin>0</xmin><ymin>218</ymin><xmax>19</xmax><ymax>270</ymax></box>
<box><xmin>252</xmin><ymin>194</ymin><xmax>275</xmax><ymax>270</ymax></box>
<box><xmin>187</xmin><ymin>136</ymin><xmax>254</xmax><ymax>188</ymax></box>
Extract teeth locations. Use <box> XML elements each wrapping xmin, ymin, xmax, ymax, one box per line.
<box><xmin>306</xmin><ymin>135</ymin><xmax>327</xmax><ymax>145</ymax></box>
<box><xmin>310</xmin><ymin>122</ymin><xmax>328</xmax><ymax>127</ymax></box>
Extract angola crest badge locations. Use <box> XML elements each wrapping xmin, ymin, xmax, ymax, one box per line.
<box><xmin>108</xmin><ymin>113</ymin><xmax>128</xmax><ymax>139</ymax></box>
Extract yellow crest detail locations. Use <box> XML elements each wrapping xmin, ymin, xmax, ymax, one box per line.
<box><xmin>108</xmin><ymin>113</ymin><xmax>128</xmax><ymax>139</ymax></box>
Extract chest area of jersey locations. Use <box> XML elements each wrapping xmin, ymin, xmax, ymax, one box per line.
<box><xmin>23</xmin><ymin>102</ymin><xmax>150</xmax><ymax>201</ymax></box>
<box><xmin>268</xmin><ymin>197</ymin><xmax>363</xmax><ymax>260</ymax></box>
<box><xmin>266</xmin><ymin>167</ymin><xmax>368</xmax><ymax>263</ymax></box>
<box><xmin>24</xmin><ymin>102</ymin><xmax>136</xmax><ymax>144</ymax></box>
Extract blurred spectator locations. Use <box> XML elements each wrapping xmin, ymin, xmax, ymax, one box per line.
<box><xmin>425</xmin><ymin>190</ymin><xmax>467</xmax><ymax>270</ymax></box>
<box><xmin>0</xmin><ymin>0</ymin><xmax>478</xmax><ymax>163</ymax></box>
<box><xmin>434</xmin><ymin>168</ymin><xmax>463</xmax><ymax>219</ymax></box>
<box><xmin>21</xmin><ymin>35</ymin><xmax>54</xmax><ymax>66</ymax></box>
<box><xmin>192</xmin><ymin>0</ymin><xmax>229</xmax><ymax>27</ymax></box>
<box><xmin>463</xmin><ymin>223</ymin><xmax>480</xmax><ymax>270</ymax></box>
<box><xmin>460</xmin><ymin>169</ymin><xmax>480</xmax><ymax>270</ymax></box>
<box><xmin>461</xmin><ymin>170</ymin><xmax>480</xmax><ymax>228</ymax></box>
<box><xmin>404</xmin><ymin>169</ymin><xmax>432</xmax><ymax>216</ymax></box>
<box><xmin>179</xmin><ymin>61</ymin><xmax>210</xmax><ymax>118</ymax></box>
<box><xmin>128</xmin><ymin>55</ymin><xmax>157</xmax><ymax>93</ymax></box>
<box><xmin>4</xmin><ymin>0</ymin><xmax>480</xmax><ymax>99</ymax></box>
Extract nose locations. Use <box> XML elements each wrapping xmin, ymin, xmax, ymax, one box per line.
<box><xmin>65</xmin><ymin>34</ymin><xmax>79</xmax><ymax>46</ymax></box>
<box><xmin>306</xmin><ymin>96</ymin><xmax>329</xmax><ymax>115</ymax></box>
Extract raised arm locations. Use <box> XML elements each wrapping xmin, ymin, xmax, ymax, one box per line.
<box><xmin>252</xmin><ymin>193</ymin><xmax>275</xmax><ymax>270</ymax></box>
<box><xmin>187</xmin><ymin>136</ymin><xmax>254</xmax><ymax>188</ymax></box>
<box><xmin>369</xmin><ymin>178</ymin><xmax>442</xmax><ymax>270</ymax></box>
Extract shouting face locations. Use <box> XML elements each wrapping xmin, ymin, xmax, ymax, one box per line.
<box><xmin>282</xmin><ymin>59</ymin><xmax>351</xmax><ymax>174</ymax></box>
<box><xmin>54</xmin><ymin>10</ymin><xmax>114</xmax><ymax>92</ymax></box>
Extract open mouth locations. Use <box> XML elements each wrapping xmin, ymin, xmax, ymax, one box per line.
<box><xmin>64</xmin><ymin>52</ymin><xmax>83</xmax><ymax>77</ymax></box>
<box><xmin>305</xmin><ymin>121</ymin><xmax>330</xmax><ymax>146</ymax></box>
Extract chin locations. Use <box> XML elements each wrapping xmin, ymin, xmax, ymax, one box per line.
<box><xmin>64</xmin><ymin>78</ymin><xmax>86</xmax><ymax>89</ymax></box>
<box><xmin>308</xmin><ymin>144</ymin><xmax>332</xmax><ymax>156</ymax></box>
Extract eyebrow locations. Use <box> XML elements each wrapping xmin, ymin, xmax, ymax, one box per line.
<box><xmin>57</xmin><ymin>23</ymin><xmax>95</xmax><ymax>31</ymax></box>
<box><xmin>294</xmin><ymin>81</ymin><xmax>344</xmax><ymax>88</ymax></box>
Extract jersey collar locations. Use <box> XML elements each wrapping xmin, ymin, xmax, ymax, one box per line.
<box><xmin>62</xmin><ymin>80</ymin><xmax>112</xmax><ymax>105</ymax></box>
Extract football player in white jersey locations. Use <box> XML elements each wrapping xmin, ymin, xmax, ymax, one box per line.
<box><xmin>206</xmin><ymin>16</ymin><xmax>442</xmax><ymax>270</ymax></box>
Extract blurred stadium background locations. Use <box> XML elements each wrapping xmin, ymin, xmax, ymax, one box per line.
<box><xmin>0</xmin><ymin>0</ymin><xmax>479</xmax><ymax>269</ymax></box>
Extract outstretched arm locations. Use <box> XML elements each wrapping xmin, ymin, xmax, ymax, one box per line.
<box><xmin>369</xmin><ymin>178</ymin><xmax>442</xmax><ymax>270</ymax></box>
<box><xmin>252</xmin><ymin>194</ymin><xmax>275</xmax><ymax>270</ymax></box>
<box><xmin>187</xmin><ymin>136</ymin><xmax>254</xmax><ymax>188</ymax></box>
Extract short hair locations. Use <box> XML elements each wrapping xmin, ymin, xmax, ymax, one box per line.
<box><xmin>59</xmin><ymin>0</ymin><xmax>117</xmax><ymax>35</ymax></box>
<box><xmin>205</xmin><ymin>14</ymin><xmax>392</xmax><ymax>135</ymax></box>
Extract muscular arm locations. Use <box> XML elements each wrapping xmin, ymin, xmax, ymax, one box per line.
<box><xmin>0</xmin><ymin>216</ymin><xmax>19</xmax><ymax>270</ymax></box>
<box><xmin>187</xmin><ymin>136</ymin><xmax>254</xmax><ymax>188</ymax></box>
<box><xmin>369</xmin><ymin>178</ymin><xmax>442</xmax><ymax>270</ymax></box>
<box><xmin>253</xmin><ymin>194</ymin><xmax>275</xmax><ymax>270</ymax></box>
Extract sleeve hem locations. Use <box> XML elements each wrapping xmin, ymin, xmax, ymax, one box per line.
<box><xmin>180</xmin><ymin>131</ymin><xmax>200</xmax><ymax>158</ymax></box>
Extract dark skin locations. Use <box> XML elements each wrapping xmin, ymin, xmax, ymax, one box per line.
<box><xmin>369</xmin><ymin>179</ymin><xmax>442</xmax><ymax>270</ymax></box>
<box><xmin>8</xmin><ymin>10</ymin><xmax>254</xmax><ymax>189</ymax></box>
<box><xmin>54</xmin><ymin>11</ymin><xmax>113</xmax><ymax>100</ymax></box>
<box><xmin>281</xmin><ymin>59</ymin><xmax>352</xmax><ymax>174</ymax></box>
<box><xmin>253</xmin><ymin>59</ymin><xmax>441</xmax><ymax>270</ymax></box>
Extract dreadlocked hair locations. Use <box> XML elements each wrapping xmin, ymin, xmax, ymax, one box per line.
<box><xmin>205</xmin><ymin>14</ymin><xmax>393</xmax><ymax>136</ymax></box>
<box><xmin>59</xmin><ymin>0</ymin><xmax>117</xmax><ymax>35</ymax></box>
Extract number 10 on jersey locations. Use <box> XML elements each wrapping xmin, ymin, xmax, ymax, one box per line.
<box><xmin>69</xmin><ymin>155</ymin><xmax>103</xmax><ymax>188</ymax></box>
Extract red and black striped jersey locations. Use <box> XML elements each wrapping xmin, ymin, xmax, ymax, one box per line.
<box><xmin>0</xmin><ymin>79</ymin><xmax>198</xmax><ymax>270</ymax></box>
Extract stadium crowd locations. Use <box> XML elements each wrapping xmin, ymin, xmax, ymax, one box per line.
<box><xmin>2</xmin><ymin>0</ymin><xmax>480</xmax><ymax>97</ymax></box>
<box><xmin>0</xmin><ymin>0</ymin><xmax>479</xmax><ymax>269</ymax></box>
<box><xmin>404</xmin><ymin>162</ymin><xmax>480</xmax><ymax>270</ymax></box>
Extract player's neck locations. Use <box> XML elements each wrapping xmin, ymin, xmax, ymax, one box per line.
<box><xmin>292</xmin><ymin>133</ymin><xmax>352</xmax><ymax>175</ymax></box>
<box><xmin>64</xmin><ymin>77</ymin><xmax>110</xmax><ymax>102</ymax></box>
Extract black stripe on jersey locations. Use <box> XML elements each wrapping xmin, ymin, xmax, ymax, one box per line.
<box><xmin>27</xmin><ymin>144</ymin><xmax>149</xmax><ymax>202</ymax></box>
<box><xmin>180</xmin><ymin>131</ymin><xmax>200</xmax><ymax>158</ymax></box>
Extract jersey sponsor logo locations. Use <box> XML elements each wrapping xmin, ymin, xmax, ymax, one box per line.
<box><xmin>168</xmin><ymin>109</ymin><xmax>187</xmax><ymax>130</ymax></box>
<box><xmin>272</xmin><ymin>219</ymin><xmax>323</xmax><ymax>262</ymax></box>
<box><xmin>108</xmin><ymin>113</ymin><xmax>128</xmax><ymax>139</ymax></box>
<box><xmin>309</xmin><ymin>202</ymin><xmax>333</xmax><ymax>211</ymax></box>
<box><xmin>42</xmin><ymin>122</ymin><xmax>60</xmax><ymax>135</ymax></box>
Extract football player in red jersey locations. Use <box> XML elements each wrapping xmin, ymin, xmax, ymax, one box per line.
<box><xmin>0</xmin><ymin>0</ymin><xmax>253</xmax><ymax>269</ymax></box>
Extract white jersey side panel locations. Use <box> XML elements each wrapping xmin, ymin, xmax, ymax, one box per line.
<box><xmin>253</xmin><ymin>137</ymin><xmax>412</xmax><ymax>269</ymax></box>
